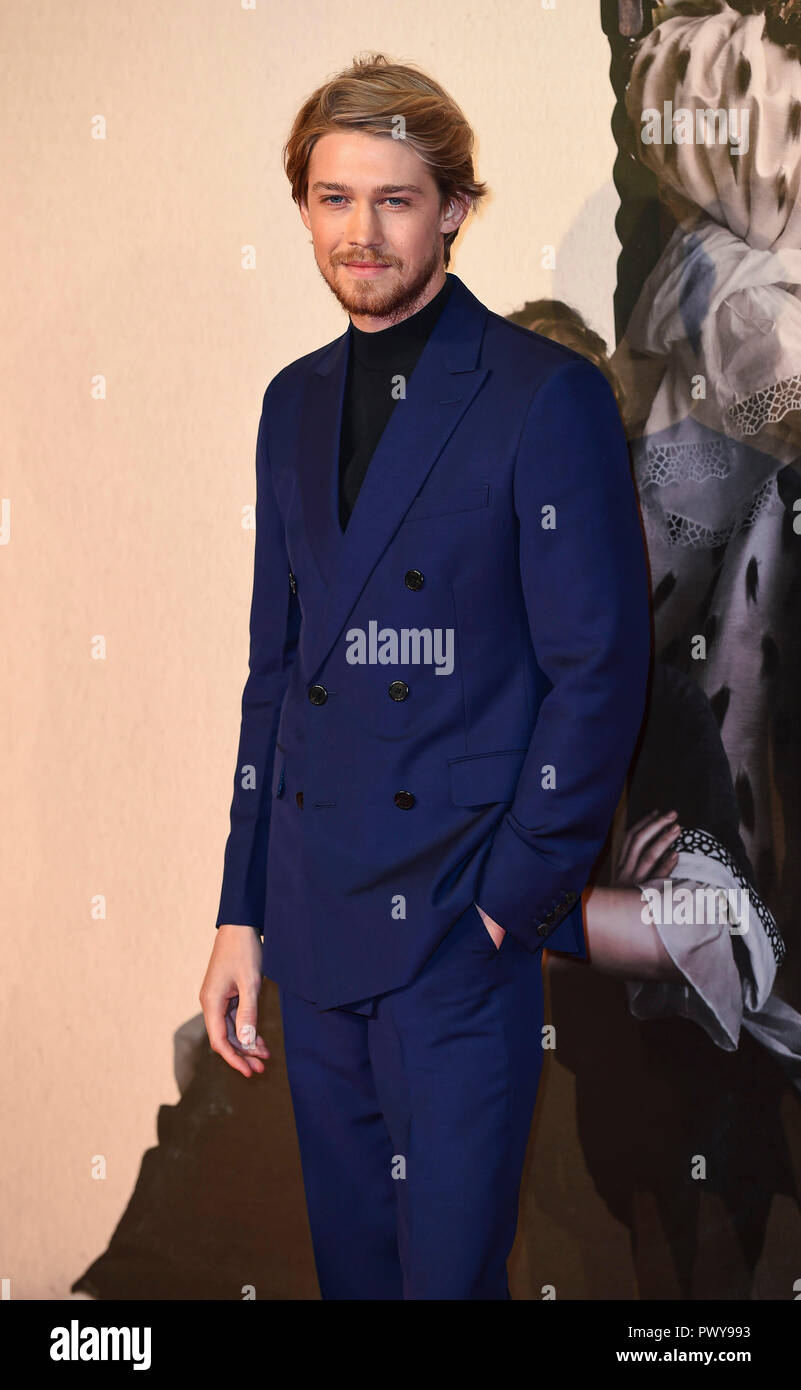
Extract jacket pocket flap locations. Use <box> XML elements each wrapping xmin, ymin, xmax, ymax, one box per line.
<box><xmin>448</xmin><ymin>748</ymin><xmax>528</xmax><ymax>806</ymax></box>
<box><xmin>405</xmin><ymin>484</ymin><xmax>489</xmax><ymax>522</ymax></box>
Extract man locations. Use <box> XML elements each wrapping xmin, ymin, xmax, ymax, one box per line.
<box><xmin>200</xmin><ymin>53</ymin><xmax>652</xmax><ymax>1300</ymax></box>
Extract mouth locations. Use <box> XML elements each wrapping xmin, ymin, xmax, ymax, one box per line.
<box><xmin>341</xmin><ymin>262</ymin><xmax>391</xmax><ymax>277</ymax></box>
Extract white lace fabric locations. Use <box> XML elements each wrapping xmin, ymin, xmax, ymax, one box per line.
<box><xmin>627</xmin><ymin>828</ymin><xmax>801</xmax><ymax>1093</ymax></box>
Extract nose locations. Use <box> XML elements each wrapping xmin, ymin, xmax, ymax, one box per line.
<box><xmin>344</xmin><ymin>199</ymin><xmax>383</xmax><ymax>251</ymax></box>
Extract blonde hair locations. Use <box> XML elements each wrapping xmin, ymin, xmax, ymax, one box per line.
<box><xmin>283</xmin><ymin>53</ymin><xmax>488</xmax><ymax>267</ymax></box>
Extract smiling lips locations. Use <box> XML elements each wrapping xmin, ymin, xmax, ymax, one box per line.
<box><xmin>341</xmin><ymin>260</ymin><xmax>391</xmax><ymax>275</ymax></box>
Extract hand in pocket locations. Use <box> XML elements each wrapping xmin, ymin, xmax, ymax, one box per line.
<box><xmin>475</xmin><ymin>902</ymin><xmax>506</xmax><ymax>950</ymax></box>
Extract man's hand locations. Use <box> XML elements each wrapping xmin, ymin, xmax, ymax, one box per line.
<box><xmin>475</xmin><ymin>903</ymin><xmax>506</xmax><ymax>950</ymax></box>
<box><xmin>199</xmin><ymin>925</ymin><xmax>270</xmax><ymax>1078</ymax></box>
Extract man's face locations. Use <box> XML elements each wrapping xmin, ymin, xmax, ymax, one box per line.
<box><xmin>299</xmin><ymin>129</ymin><xmax>468</xmax><ymax>327</ymax></box>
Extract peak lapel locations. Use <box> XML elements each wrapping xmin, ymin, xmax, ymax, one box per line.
<box><xmin>297</xmin><ymin>273</ymin><xmax>491</xmax><ymax>682</ymax></box>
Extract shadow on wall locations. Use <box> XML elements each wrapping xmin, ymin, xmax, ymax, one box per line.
<box><xmin>72</xmin><ymin>984</ymin><xmax>320</xmax><ymax>1301</ymax></box>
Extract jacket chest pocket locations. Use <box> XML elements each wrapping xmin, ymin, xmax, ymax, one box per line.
<box><xmin>448</xmin><ymin>747</ymin><xmax>527</xmax><ymax>806</ymax></box>
<box><xmin>404</xmin><ymin>484</ymin><xmax>490</xmax><ymax>523</ymax></box>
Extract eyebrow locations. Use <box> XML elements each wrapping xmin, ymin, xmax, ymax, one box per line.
<box><xmin>310</xmin><ymin>181</ymin><xmax>426</xmax><ymax>196</ymax></box>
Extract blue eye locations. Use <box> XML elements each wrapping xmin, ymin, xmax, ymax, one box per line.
<box><xmin>320</xmin><ymin>196</ymin><xmax>411</xmax><ymax>209</ymax></box>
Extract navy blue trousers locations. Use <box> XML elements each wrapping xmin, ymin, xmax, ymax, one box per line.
<box><xmin>277</xmin><ymin>900</ymin><xmax>545</xmax><ymax>1299</ymax></box>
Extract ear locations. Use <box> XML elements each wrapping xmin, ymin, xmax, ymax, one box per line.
<box><xmin>440</xmin><ymin>192</ymin><xmax>471</xmax><ymax>236</ymax></box>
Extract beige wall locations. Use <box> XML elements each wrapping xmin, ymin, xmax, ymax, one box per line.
<box><xmin>2</xmin><ymin>0</ymin><xmax>621</xmax><ymax>1298</ymax></box>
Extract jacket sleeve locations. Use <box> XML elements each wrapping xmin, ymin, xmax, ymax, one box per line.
<box><xmin>214</xmin><ymin>384</ymin><xmax>300</xmax><ymax>930</ymax></box>
<box><xmin>474</xmin><ymin>356</ymin><xmax>652</xmax><ymax>956</ymax></box>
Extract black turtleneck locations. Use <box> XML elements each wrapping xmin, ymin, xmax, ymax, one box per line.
<box><xmin>338</xmin><ymin>275</ymin><xmax>455</xmax><ymax>531</ymax></box>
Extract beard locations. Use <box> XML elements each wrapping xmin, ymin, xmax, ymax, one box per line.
<box><xmin>316</xmin><ymin>237</ymin><xmax>444</xmax><ymax>324</ymax></box>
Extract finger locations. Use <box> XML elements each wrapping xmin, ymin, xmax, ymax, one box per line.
<box><xmin>633</xmin><ymin>826</ymin><xmax>683</xmax><ymax>881</ymax></box>
<box><xmin>229</xmin><ymin>1034</ymin><xmax>270</xmax><ymax>1060</ymax></box>
<box><xmin>231</xmin><ymin>1047</ymin><xmax>266</xmax><ymax>1075</ymax></box>
<box><xmin>630</xmin><ymin>809</ymin><xmax>670</xmax><ymax>834</ymax></box>
<box><xmin>224</xmin><ymin>1001</ymin><xmax>269</xmax><ymax>1060</ymax></box>
<box><xmin>619</xmin><ymin>812</ymin><xmax>679</xmax><ymax>877</ymax></box>
<box><xmin>237</xmin><ymin>1036</ymin><xmax>270</xmax><ymax>1058</ymax></box>
<box><xmin>213</xmin><ymin>1015</ymin><xmax>266</xmax><ymax>1075</ymax></box>
<box><xmin>230</xmin><ymin>985</ymin><xmax>262</xmax><ymax>1051</ymax></box>
<box><xmin>650</xmin><ymin>849</ymin><xmax>679</xmax><ymax>879</ymax></box>
<box><xmin>204</xmin><ymin>998</ymin><xmax>263</xmax><ymax>1075</ymax></box>
<box><xmin>206</xmin><ymin>1020</ymin><xmax>258</xmax><ymax>1077</ymax></box>
<box><xmin>618</xmin><ymin>809</ymin><xmax>668</xmax><ymax>869</ymax></box>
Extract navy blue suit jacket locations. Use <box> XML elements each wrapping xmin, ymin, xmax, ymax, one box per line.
<box><xmin>215</xmin><ymin>272</ymin><xmax>652</xmax><ymax>1009</ymax></box>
